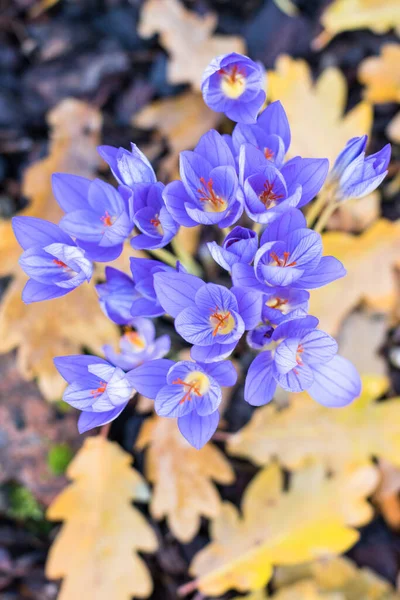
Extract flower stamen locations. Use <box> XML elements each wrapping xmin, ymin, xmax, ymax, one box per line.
<box><xmin>197</xmin><ymin>177</ymin><xmax>226</xmax><ymax>212</ymax></box>
<box><xmin>259</xmin><ymin>181</ymin><xmax>284</xmax><ymax>208</ymax></box>
<box><xmin>90</xmin><ymin>381</ymin><xmax>107</xmax><ymax>398</ymax></box>
<box><xmin>264</xmin><ymin>148</ymin><xmax>274</xmax><ymax>160</ymax></box>
<box><xmin>172</xmin><ymin>377</ymin><xmax>202</xmax><ymax>404</ymax></box>
<box><xmin>53</xmin><ymin>259</ymin><xmax>68</xmax><ymax>268</ymax></box>
<box><xmin>270</xmin><ymin>251</ymin><xmax>297</xmax><ymax>267</ymax></box>
<box><xmin>296</xmin><ymin>344</ymin><xmax>304</xmax><ymax>366</ymax></box>
<box><xmin>100</xmin><ymin>210</ymin><xmax>113</xmax><ymax>227</ymax></box>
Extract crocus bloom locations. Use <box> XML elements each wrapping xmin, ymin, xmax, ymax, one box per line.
<box><xmin>129</xmin><ymin>182</ymin><xmax>179</xmax><ymax>250</ymax></box>
<box><xmin>163</xmin><ymin>130</ymin><xmax>241</xmax><ymax>228</ymax></box>
<box><xmin>129</xmin><ymin>358</ymin><xmax>237</xmax><ymax>448</ymax></box>
<box><xmin>97</xmin><ymin>143</ymin><xmax>157</xmax><ymax>188</ymax></box>
<box><xmin>103</xmin><ymin>317</ymin><xmax>170</xmax><ymax>370</ymax></box>
<box><xmin>245</xmin><ymin>316</ymin><xmax>361</xmax><ymax>407</ymax></box>
<box><xmin>129</xmin><ymin>257</ymin><xmax>180</xmax><ymax>318</ymax></box>
<box><xmin>231</xmin><ymin>100</ymin><xmax>291</xmax><ymax>166</ymax></box>
<box><xmin>331</xmin><ymin>137</ymin><xmax>391</xmax><ymax>201</ymax></box>
<box><xmin>54</xmin><ymin>355</ymin><xmax>136</xmax><ymax>433</ymax></box>
<box><xmin>207</xmin><ymin>226</ymin><xmax>258</xmax><ymax>272</ymax></box>
<box><xmin>232</xmin><ymin>209</ymin><xmax>346</xmax><ymax>291</ymax></box>
<box><xmin>154</xmin><ymin>271</ymin><xmax>262</xmax><ymax>362</ymax></box>
<box><xmin>96</xmin><ymin>267</ymin><xmax>141</xmax><ymax>325</ymax></box>
<box><xmin>13</xmin><ymin>216</ymin><xmax>93</xmax><ymax>303</ymax></box>
<box><xmin>52</xmin><ymin>174</ymin><xmax>132</xmax><ymax>261</ymax></box>
<box><xmin>201</xmin><ymin>53</ymin><xmax>266</xmax><ymax>124</ymax></box>
<box><xmin>262</xmin><ymin>287</ymin><xmax>310</xmax><ymax>325</ymax></box>
<box><xmin>239</xmin><ymin>144</ymin><xmax>329</xmax><ymax>222</ymax></box>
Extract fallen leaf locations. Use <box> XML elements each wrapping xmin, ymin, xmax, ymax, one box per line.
<box><xmin>133</xmin><ymin>90</ymin><xmax>221</xmax><ymax>181</ymax></box>
<box><xmin>136</xmin><ymin>415</ymin><xmax>235</xmax><ymax>542</ymax></box>
<box><xmin>138</xmin><ymin>0</ymin><xmax>245</xmax><ymax>90</ymax></box>
<box><xmin>387</xmin><ymin>111</ymin><xmax>400</xmax><ymax>144</ymax></box>
<box><xmin>267</xmin><ymin>55</ymin><xmax>372</xmax><ymax>166</ymax></box>
<box><xmin>46</xmin><ymin>436</ymin><xmax>157</xmax><ymax>600</ymax></box>
<box><xmin>359</xmin><ymin>44</ymin><xmax>400</xmax><ymax>104</ymax></box>
<box><xmin>227</xmin><ymin>375</ymin><xmax>399</xmax><ymax>473</ymax></box>
<box><xmin>273</xmin><ymin>556</ymin><xmax>400</xmax><ymax>599</ymax></box>
<box><xmin>309</xmin><ymin>219</ymin><xmax>400</xmax><ymax>335</ymax></box>
<box><xmin>314</xmin><ymin>0</ymin><xmax>400</xmax><ymax>49</ymax></box>
<box><xmin>188</xmin><ymin>463</ymin><xmax>378</xmax><ymax>596</ymax></box>
<box><xmin>0</xmin><ymin>352</ymin><xmax>80</xmax><ymax>506</ymax></box>
<box><xmin>373</xmin><ymin>459</ymin><xmax>400</xmax><ymax>530</ymax></box>
<box><xmin>0</xmin><ymin>99</ymin><xmax>119</xmax><ymax>400</ymax></box>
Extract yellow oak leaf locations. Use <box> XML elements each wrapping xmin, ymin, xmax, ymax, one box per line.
<box><xmin>46</xmin><ymin>436</ymin><xmax>157</xmax><ymax>600</ymax></box>
<box><xmin>314</xmin><ymin>0</ymin><xmax>400</xmax><ymax>49</ymax></box>
<box><xmin>228</xmin><ymin>375</ymin><xmax>399</xmax><ymax>473</ymax></box>
<box><xmin>267</xmin><ymin>56</ymin><xmax>372</xmax><ymax>166</ymax></box>
<box><xmin>359</xmin><ymin>44</ymin><xmax>400</xmax><ymax>104</ymax></box>
<box><xmin>136</xmin><ymin>415</ymin><xmax>234</xmax><ymax>542</ymax></box>
<box><xmin>0</xmin><ymin>99</ymin><xmax>119</xmax><ymax>400</ymax></box>
<box><xmin>138</xmin><ymin>0</ymin><xmax>245</xmax><ymax>90</ymax></box>
<box><xmin>309</xmin><ymin>219</ymin><xmax>400</xmax><ymax>335</ymax></box>
<box><xmin>188</xmin><ymin>462</ymin><xmax>378</xmax><ymax>596</ymax></box>
<box><xmin>271</xmin><ymin>556</ymin><xmax>400</xmax><ymax>599</ymax></box>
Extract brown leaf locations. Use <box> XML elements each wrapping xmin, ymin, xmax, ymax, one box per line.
<box><xmin>138</xmin><ymin>0</ymin><xmax>245</xmax><ymax>90</ymax></box>
<box><xmin>136</xmin><ymin>415</ymin><xmax>234</xmax><ymax>542</ymax></box>
<box><xmin>0</xmin><ymin>99</ymin><xmax>120</xmax><ymax>400</ymax></box>
<box><xmin>133</xmin><ymin>91</ymin><xmax>222</xmax><ymax>181</ymax></box>
<box><xmin>0</xmin><ymin>352</ymin><xmax>81</xmax><ymax>506</ymax></box>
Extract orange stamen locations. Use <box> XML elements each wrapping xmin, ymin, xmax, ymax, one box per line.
<box><xmin>259</xmin><ymin>181</ymin><xmax>284</xmax><ymax>208</ymax></box>
<box><xmin>172</xmin><ymin>377</ymin><xmax>202</xmax><ymax>404</ymax></box>
<box><xmin>53</xmin><ymin>259</ymin><xmax>68</xmax><ymax>268</ymax></box>
<box><xmin>264</xmin><ymin>148</ymin><xmax>274</xmax><ymax>160</ymax></box>
<box><xmin>150</xmin><ymin>216</ymin><xmax>161</xmax><ymax>227</ymax></box>
<box><xmin>269</xmin><ymin>297</ymin><xmax>289</xmax><ymax>310</ymax></box>
<box><xmin>210</xmin><ymin>309</ymin><xmax>231</xmax><ymax>336</ymax></box>
<box><xmin>197</xmin><ymin>177</ymin><xmax>225</xmax><ymax>208</ymax></box>
<box><xmin>270</xmin><ymin>251</ymin><xmax>297</xmax><ymax>268</ymax></box>
<box><xmin>100</xmin><ymin>210</ymin><xmax>113</xmax><ymax>227</ymax></box>
<box><xmin>90</xmin><ymin>381</ymin><xmax>107</xmax><ymax>398</ymax></box>
<box><xmin>296</xmin><ymin>344</ymin><xmax>304</xmax><ymax>366</ymax></box>
<box><xmin>123</xmin><ymin>328</ymin><xmax>146</xmax><ymax>350</ymax></box>
<box><xmin>218</xmin><ymin>64</ymin><xmax>246</xmax><ymax>84</ymax></box>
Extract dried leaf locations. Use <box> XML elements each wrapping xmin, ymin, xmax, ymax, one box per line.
<box><xmin>273</xmin><ymin>556</ymin><xmax>400</xmax><ymax>599</ymax></box>
<box><xmin>0</xmin><ymin>99</ymin><xmax>119</xmax><ymax>400</ymax></box>
<box><xmin>227</xmin><ymin>375</ymin><xmax>399</xmax><ymax>473</ymax></box>
<box><xmin>309</xmin><ymin>219</ymin><xmax>400</xmax><ymax>335</ymax></box>
<box><xmin>189</xmin><ymin>463</ymin><xmax>378</xmax><ymax>595</ymax></box>
<box><xmin>314</xmin><ymin>0</ymin><xmax>400</xmax><ymax>49</ymax></box>
<box><xmin>373</xmin><ymin>459</ymin><xmax>400</xmax><ymax>530</ymax></box>
<box><xmin>267</xmin><ymin>56</ymin><xmax>372</xmax><ymax>166</ymax></box>
<box><xmin>136</xmin><ymin>415</ymin><xmax>234</xmax><ymax>542</ymax></box>
<box><xmin>138</xmin><ymin>0</ymin><xmax>245</xmax><ymax>90</ymax></box>
<box><xmin>359</xmin><ymin>44</ymin><xmax>400</xmax><ymax>104</ymax></box>
<box><xmin>133</xmin><ymin>91</ymin><xmax>221</xmax><ymax>180</ymax></box>
<box><xmin>46</xmin><ymin>437</ymin><xmax>157</xmax><ymax>600</ymax></box>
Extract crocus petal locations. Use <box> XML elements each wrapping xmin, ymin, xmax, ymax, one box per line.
<box><xmin>244</xmin><ymin>351</ymin><xmax>277</xmax><ymax>406</ymax></box>
<box><xmin>195</xmin><ymin>383</ymin><xmax>222</xmax><ymax>416</ymax></box>
<box><xmin>281</xmin><ymin>157</ymin><xmax>329</xmax><ymax>207</ymax></box>
<box><xmin>291</xmin><ymin>256</ymin><xmax>346</xmax><ymax>289</ymax></box>
<box><xmin>274</xmin><ymin>363</ymin><xmax>314</xmax><ymax>392</ymax></box>
<box><xmin>12</xmin><ymin>216</ymin><xmax>74</xmax><ymax>250</ymax></box>
<box><xmin>54</xmin><ymin>355</ymin><xmax>109</xmax><ymax>384</ymax></box>
<box><xmin>22</xmin><ymin>280</ymin><xmax>70</xmax><ymax>303</ymax></box>
<box><xmin>126</xmin><ymin>359</ymin><xmax>174</xmax><ymax>399</ymax></box>
<box><xmin>308</xmin><ymin>355</ymin><xmax>361</xmax><ymax>407</ymax></box>
<box><xmin>195</xmin><ymin>282</ymin><xmax>238</xmax><ymax>314</ymax></box>
<box><xmin>153</xmin><ymin>271</ymin><xmax>202</xmax><ymax>317</ymax></box>
<box><xmin>260</xmin><ymin>208</ymin><xmax>306</xmax><ymax>244</ymax></box>
<box><xmin>162</xmin><ymin>180</ymin><xmax>198</xmax><ymax>227</ymax></box>
<box><xmin>274</xmin><ymin>337</ymin><xmax>300</xmax><ymax>374</ymax></box>
<box><xmin>178</xmin><ymin>410</ymin><xmax>219</xmax><ymax>449</ymax></box>
<box><xmin>231</xmin><ymin>286</ymin><xmax>263</xmax><ymax>330</ymax></box>
<box><xmin>77</xmin><ymin>404</ymin><xmax>127</xmax><ymax>434</ymax></box>
<box><xmin>155</xmin><ymin>384</ymin><xmax>194</xmax><ymax>418</ymax></box>
<box><xmin>52</xmin><ymin>173</ymin><xmax>91</xmax><ymax>213</ymax></box>
<box><xmin>130</xmin><ymin>297</ymin><xmax>164</xmax><ymax>318</ymax></box>
<box><xmin>195</xmin><ymin>129</ymin><xmax>235</xmax><ymax>169</ymax></box>
<box><xmin>257</xmin><ymin>100</ymin><xmax>291</xmax><ymax>152</ymax></box>
<box><xmin>202</xmin><ymin>360</ymin><xmax>238</xmax><ymax>387</ymax></box>
<box><xmin>175</xmin><ymin>305</ymin><xmax>215</xmax><ymax>346</ymax></box>
<box><xmin>231</xmin><ymin>263</ymin><xmax>266</xmax><ymax>292</ymax></box>
<box><xmin>300</xmin><ymin>330</ymin><xmax>338</xmax><ymax>365</ymax></box>
<box><xmin>77</xmin><ymin>240</ymin><xmax>123</xmax><ymax>262</ymax></box>
<box><xmin>191</xmin><ymin>341</ymin><xmax>238</xmax><ymax>363</ymax></box>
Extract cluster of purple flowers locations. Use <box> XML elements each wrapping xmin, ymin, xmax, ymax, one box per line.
<box><xmin>12</xmin><ymin>52</ymin><xmax>390</xmax><ymax>449</ymax></box>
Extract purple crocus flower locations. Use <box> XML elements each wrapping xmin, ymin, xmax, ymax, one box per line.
<box><xmin>163</xmin><ymin>130</ymin><xmax>241</xmax><ymax>228</ymax></box>
<box><xmin>232</xmin><ymin>209</ymin><xmax>346</xmax><ymax>291</ymax></box>
<box><xmin>130</xmin><ymin>182</ymin><xmax>179</xmax><ymax>250</ymax></box>
<box><xmin>129</xmin><ymin>358</ymin><xmax>237</xmax><ymax>448</ymax></box>
<box><xmin>103</xmin><ymin>317</ymin><xmax>170</xmax><ymax>370</ymax></box>
<box><xmin>331</xmin><ymin>136</ymin><xmax>391</xmax><ymax>200</ymax></box>
<box><xmin>97</xmin><ymin>143</ymin><xmax>157</xmax><ymax>188</ymax></box>
<box><xmin>52</xmin><ymin>174</ymin><xmax>132</xmax><ymax>261</ymax></box>
<box><xmin>207</xmin><ymin>226</ymin><xmax>258</xmax><ymax>272</ymax></box>
<box><xmin>201</xmin><ymin>53</ymin><xmax>266</xmax><ymax>124</ymax></box>
<box><xmin>13</xmin><ymin>216</ymin><xmax>93</xmax><ymax>303</ymax></box>
<box><xmin>239</xmin><ymin>144</ymin><xmax>329</xmax><ymax>222</ymax></box>
<box><xmin>54</xmin><ymin>355</ymin><xmax>136</xmax><ymax>433</ymax></box>
<box><xmin>232</xmin><ymin>100</ymin><xmax>291</xmax><ymax>166</ymax></box>
<box><xmin>262</xmin><ymin>287</ymin><xmax>310</xmax><ymax>325</ymax></box>
<box><xmin>154</xmin><ymin>271</ymin><xmax>262</xmax><ymax>362</ymax></box>
<box><xmin>245</xmin><ymin>316</ymin><xmax>361</xmax><ymax>407</ymax></box>
<box><xmin>129</xmin><ymin>257</ymin><xmax>180</xmax><ymax>318</ymax></box>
